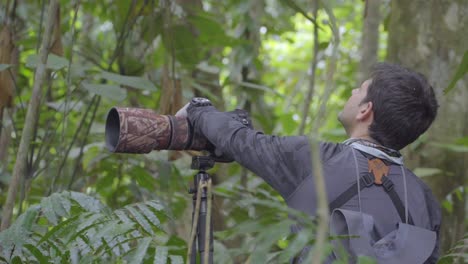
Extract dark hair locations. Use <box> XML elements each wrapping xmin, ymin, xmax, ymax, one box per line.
<box><xmin>362</xmin><ymin>63</ymin><xmax>438</xmax><ymax>150</ymax></box>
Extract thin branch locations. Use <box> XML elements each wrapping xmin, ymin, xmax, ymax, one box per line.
<box><xmin>36</xmin><ymin>0</ymin><xmax>46</xmax><ymax>52</ymax></box>
<box><xmin>280</xmin><ymin>0</ymin><xmax>321</xmax><ymax>29</ymax></box>
<box><xmin>63</xmin><ymin>0</ymin><xmax>81</xmax><ymax>150</ymax></box>
<box><xmin>309</xmin><ymin>1</ymin><xmax>340</xmax><ymax>263</ymax></box>
<box><xmin>299</xmin><ymin>0</ymin><xmax>320</xmax><ymax>135</ymax></box>
<box><xmin>48</xmin><ymin>95</ymin><xmax>97</xmax><ymax>195</ymax></box>
<box><xmin>1</xmin><ymin>0</ymin><xmax>59</xmax><ymax>231</ymax></box>
<box><xmin>66</xmin><ymin>1</ymin><xmax>147</xmax><ymax>191</ymax></box>
<box><xmin>31</xmin><ymin>88</ymin><xmax>85</xmax><ymax>178</ymax></box>
<box><xmin>67</xmin><ymin>96</ymin><xmax>100</xmax><ymax>191</ymax></box>
<box><xmin>4</xmin><ymin>0</ymin><xmax>11</xmax><ymax>23</ymax></box>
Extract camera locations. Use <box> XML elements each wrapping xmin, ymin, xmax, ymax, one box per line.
<box><xmin>105</xmin><ymin>107</ymin><xmax>252</xmax><ymax>159</ymax></box>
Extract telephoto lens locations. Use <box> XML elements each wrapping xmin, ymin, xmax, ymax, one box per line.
<box><xmin>105</xmin><ymin>107</ymin><xmax>210</xmax><ymax>154</ymax></box>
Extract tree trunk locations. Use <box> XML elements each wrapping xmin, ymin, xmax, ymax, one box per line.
<box><xmin>0</xmin><ymin>0</ymin><xmax>58</xmax><ymax>231</ymax></box>
<box><xmin>357</xmin><ymin>0</ymin><xmax>381</xmax><ymax>84</ymax></box>
<box><xmin>387</xmin><ymin>0</ymin><xmax>468</xmax><ymax>252</ymax></box>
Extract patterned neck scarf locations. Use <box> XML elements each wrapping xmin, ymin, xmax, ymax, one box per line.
<box><xmin>343</xmin><ymin>138</ymin><xmax>404</xmax><ymax>165</ymax></box>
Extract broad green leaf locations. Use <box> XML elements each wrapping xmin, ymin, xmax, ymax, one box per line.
<box><xmin>130</xmin><ymin>237</ymin><xmax>152</xmax><ymax>264</ymax></box>
<box><xmin>279</xmin><ymin>0</ymin><xmax>318</xmax><ymax>26</ymax></box>
<box><xmin>50</xmin><ymin>192</ymin><xmax>70</xmax><ymax>218</ymax></box>
<box><xmin>98</xmin><ymin>71</ymin><xmax>157</xmax><ymax>91</ymax></box>
<box><xmin>213</xmin><ymin>241</ymin><xmax>233</xmax><ymax>264</ymax></box>
<box><xmin>11</xmin><ymin>256</ymin><xmax>23</xmax><ymax>264</ymax></box>
<box><xmin>277</xmin><ymin>232</ymin><xmax>310</xmax><ymax>263</ymax></box>
<box><xmin>41</xmin><ymin>195</ymin><xmax>59</xmax><ymax>225</ymax></box>
<box><xmin>130</xmin><ymin>166</ymin><xmax>155</xmax><ymax>190</ymax></box>
<box><xmin>163</xmin><ymin>24</ymin><xmax>201</xmax><ymax>67</ymax></box>
<box><xmin>279</xmin><ymin>112</ymin><xmax>298</xmax><ymax>134</ymax></box>
<box><xmin>455</xmin><ymin>137</ymin><xmax>468</xmax><ymax>146</ymax></box>
<box><xmin>445</xmin><ymin>50</ymin><xmax>468</xmax><ymax>94</ymax></box>
<box><xmin>25</xmin><ymin>54</ymin><xmax>69</xmax><ymax>70</ymax></box>
<box><xmin>248</xmin><ymin>222</ymin><xmax>290</xmax><ymax>263</ymax></box>
<box><xmin>154</xmin><ymin>246</ymin><xmax>169</xmax><ymax>264</ymax></box>
<box><xmin>81</xmin><ymin>83</ymin><xmax>127</xmax><ymax>101</ymax></box>
<box><xmin>189</xmin><ymin>12</ymin><xmax>232</xmax><ymax>47</ymax></box>
<box><xmin>0</xmin><ymin>64</ymin><xmax>12</xmax><ymax>71</ymax></box>
<box><xmin>0</xmin><ymin>206</ymin><xmax>39</xmax><ymax>256</ymax></box>
<box><xmin>239</xmin><ymin>81</ymin><xmax>281</xmax><ymax>95</ymax></box>
<box><xmin>190</xmin><ymin>81</ymin><xmax>220</xmax><ymax>101</ymax></box>
<box><xmin>413</xmin><ymin>168</ymin><xmax>443</xmax><ymax>177</ymax></box>
<box><xmin>442</xmin><ymin>200</ymin><xmax>453</xmax><ymax>214</ymax></box>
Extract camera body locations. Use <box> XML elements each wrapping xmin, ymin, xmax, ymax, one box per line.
<box><xmin>105</xmin><ymin>107</ymin><xmax>252</xmax><ymax>161</ymax></box>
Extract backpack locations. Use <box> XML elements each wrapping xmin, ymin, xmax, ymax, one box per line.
<box><xmin>328</xmin><ymin>155</ymin><xmax>437</xmax><ymax>263</ymax></box>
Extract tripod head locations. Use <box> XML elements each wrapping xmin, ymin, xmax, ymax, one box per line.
<box><xmin>191</xmin><ymin>156</ymin><xmax>215</xmax><ymax>171</ymax></box>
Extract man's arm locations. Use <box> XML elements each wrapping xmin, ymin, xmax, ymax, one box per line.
<box><xmin>187</xmin><ymin>105</ymin><xmax>311</xmax><ymax>198</ymax></box>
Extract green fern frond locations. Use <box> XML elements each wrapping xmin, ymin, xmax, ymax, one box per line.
<box><xmin>0</xmin><ymin>191</ymin><xmax>185</xmax><ymax>264</ymax></box>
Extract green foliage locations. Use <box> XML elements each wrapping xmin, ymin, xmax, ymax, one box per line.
<box><xmin>0</xmin><ymin>0</ymin><xmax>466</xmax><ymax>263</ymax></box>
<box><xmin>444</xmin><ymin>50</ymin><xmax>468</xmax><ymax>94</ymax></box>
<box><xmin>213</xmin><ymin>184</ymin><xmax>327</xmax><ymax>263</ymax></box>
<box><xmin>0</xmin><ymin>191</ymin><xmax>184</xmax><ymax>263</ymax></box>
<box><xmin>438</xmin><ymin>232</ymin><xmax>468</xmax><ymax>263</ymax></box>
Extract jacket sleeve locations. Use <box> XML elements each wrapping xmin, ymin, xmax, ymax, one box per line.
<box><xmin>187</xmin><ymin>105</ymin><xmax>312</xmax><ymax>198</ymax></box>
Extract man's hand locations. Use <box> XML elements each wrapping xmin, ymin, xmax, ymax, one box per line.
<box><xmin>175</xmin><ymin>102</ymin><xmax>190</xmax><ymax>118</ymax></box>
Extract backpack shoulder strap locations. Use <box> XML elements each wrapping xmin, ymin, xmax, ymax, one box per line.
<box><xmin>329</xmin><ymin>158</ymin><xmax>414</xmax><ymax>225</ymax></box>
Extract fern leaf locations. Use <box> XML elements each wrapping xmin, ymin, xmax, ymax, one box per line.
<box><xmin>66</xmin><ymin>213</ymin><xmax>108</xmax><ymax>246</ymax></box>
<box><xmin>126</xmin><ymin>206</ymin><xmax>154</xmax><ymax>235</ymax></box>
<box><xmin>97</xmin><ymin>221</ymin><xmax>134</xmax><ymax>240</ymax></box>
<box><xmin>115</xmin><ymin>209</ymin><xmax>141</xmax><ymax>238</ymax></box>
<box><xmin>70</xmin><ymin>191</ymin><xmax>103</xmax><ymax>212</ymax></box>
<box><xmin>168</xmin><ymin>255</ymin><xmax>183</xmax><ymax>264</ymax></box>
<box><xmin>136</xmin><ymin>203</ymin><xmax>162</xmax><ymax>229</ymax></box>
<box><xmin>147</xmin><ymin>200</ymin><xmax>171</xmax><ymax>221</ymax></box>
<box><xmin>38</xmin><ymin>214</ymin><xmax>81</xmax><ymax>244</ymax></box>
<box><xmin>23</xmin><ymin>244</ymin><xmax>48</xmax><ymax>263</ymax></box>
<box><xmin>153</xmin><ymin>246</ymin><xmax>169</xmax><ymax>264</ymax></box>
<box><xmin>129</xmin><ymin>237</ymin><xmax>152</xmax><ymax>264</ymax></box>
<box><xmin>146</xmin><ymin>200</ymin><xmax>165</xmax><ymax>211</ymax></box>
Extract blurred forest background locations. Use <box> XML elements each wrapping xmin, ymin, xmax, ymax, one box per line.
<box><xmin>0</xmin><ymin>0</ymin><xmax>466</xmax><ymax>263</ymax></box>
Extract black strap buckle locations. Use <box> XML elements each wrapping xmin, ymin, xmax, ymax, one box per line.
<box><xmin>381</xmin><ymin>176</ymin><xmax>394</xmax><ymax>192</ymax></box>
<box><xmin>361</xmin><ymin>172</ymin><xmax>374</xmax><ymax>187</ymax></box>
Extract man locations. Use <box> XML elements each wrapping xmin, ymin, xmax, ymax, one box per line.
<box><xmin>179</xmin><ymin>63</ymin><xmax>441</xmax><ymax>263</ymax></box>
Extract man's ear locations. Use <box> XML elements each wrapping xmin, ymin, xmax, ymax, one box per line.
<box><xmin>357</xmin><ymin>101</ymin><xmax>373</xmax><ymax>121</ymax></box>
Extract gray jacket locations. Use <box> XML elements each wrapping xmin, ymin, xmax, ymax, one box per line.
<box><xmin>188</xmin><ymin>106</ymin><xmax>441</xmax><ymax>263</ymax></box>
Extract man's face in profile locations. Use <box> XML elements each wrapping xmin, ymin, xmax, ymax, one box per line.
<box><xmin>338</xmin><ymin>79</ymin><xmax>372</xmax><ymax>136</ymax></box>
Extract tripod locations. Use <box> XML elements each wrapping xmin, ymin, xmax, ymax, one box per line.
<box><xmin>187</xmin><ymin>156</ymin><xmax>215</xmax><ymax>264</ymax></box>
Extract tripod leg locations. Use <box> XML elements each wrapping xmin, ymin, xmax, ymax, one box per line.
<box><xmin>190</xmin><ymin>206</ymin><xmax>198</xmax><ymax>264</ymax></box>
<box><xmin>198</xmin><ymin>197</ymin><xmax>213</xmax><ymax>264</ymax></box>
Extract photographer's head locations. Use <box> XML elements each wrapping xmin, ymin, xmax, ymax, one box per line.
<box><xmin>339</xmin><ymin>63</ymin><xmax>438</xmax><ymax>150</ymax></box>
